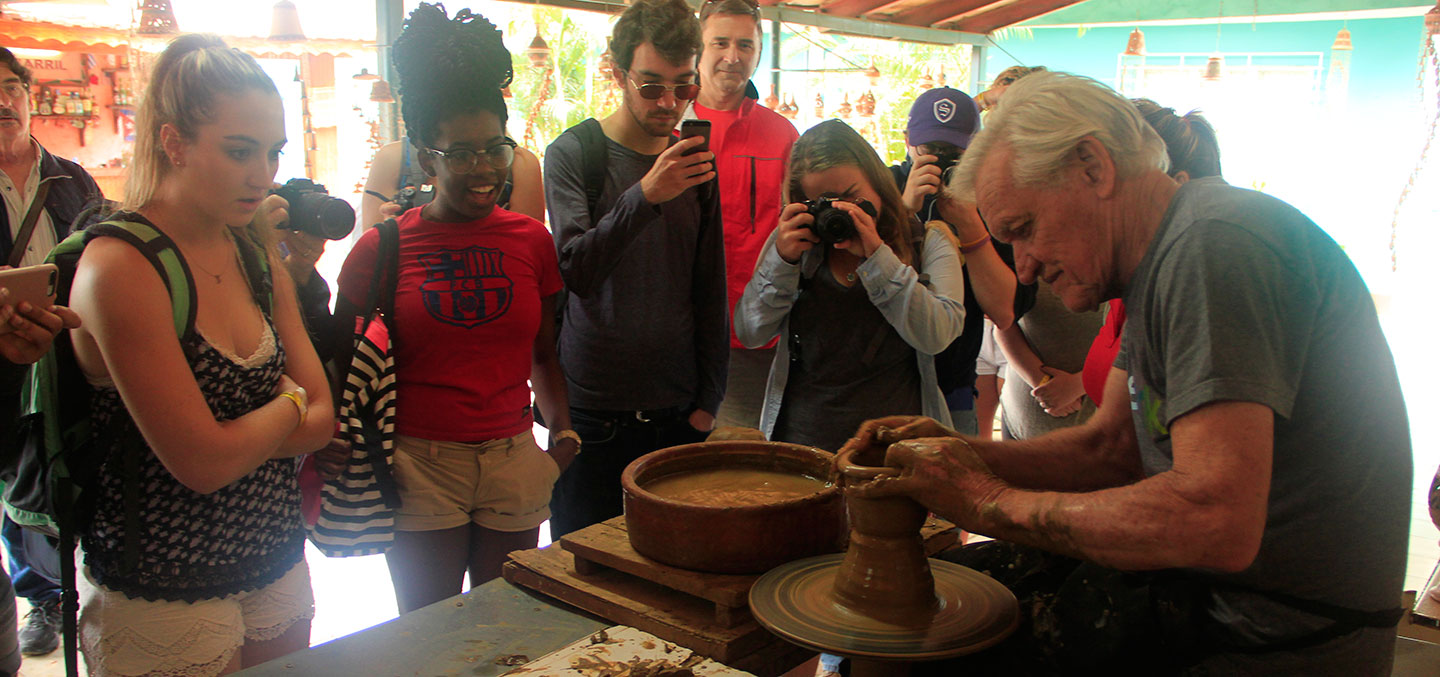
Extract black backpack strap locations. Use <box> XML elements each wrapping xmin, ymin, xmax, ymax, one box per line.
<box><xmin>233</xmin><ymin>232</ymin><xmax>274</xmax><ymax>317</ymax></box>
<box><xmin>378</xmin><ymin>218</ymin><xmax>400</xmax><ymax>321</ymax></box>
<box><xmin>55</xmin><ymin>474</ymin><xmax>79</xmax><ymax>677</ymax></box>
<box><xmin>572</xmin><ymin>118</ymin><xmax>608</xmax><ymax>221</ymax></box>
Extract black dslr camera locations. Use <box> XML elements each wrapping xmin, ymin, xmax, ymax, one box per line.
<box><xmin>802</xmin><ymin>196</ymin><xmax>879</xmax><ymax>245</ymax></box>
<box><xmin>270</xmin><ymin>178</ymin><xmax>356</xmax><ymax>240</ymax></box>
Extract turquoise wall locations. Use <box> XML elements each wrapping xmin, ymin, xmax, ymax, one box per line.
<box><xmin>985</xmin><ymin>16</ymin><xmax>1432</xmax><ymax>289</ymax></box>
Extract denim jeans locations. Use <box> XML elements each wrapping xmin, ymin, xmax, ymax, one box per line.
<box><xmin>1</xmin><ymin>514</ymin><xmax>60</xmax><ymax>603</ymax></box>
<box><xmin>548</xmin><ymin>407</ymin><xmax>707</xmax><ymax>539</ymax></box>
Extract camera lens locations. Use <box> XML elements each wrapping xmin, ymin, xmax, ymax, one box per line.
<box><xmin>290</xmin><ymin>191</ymin><xmax>356</xmax><ymax>240</ymax></box>
<box><xmin>814</xmin><ymin>207</ymin><xmax>857</xmax><ymax>244</ymax></box>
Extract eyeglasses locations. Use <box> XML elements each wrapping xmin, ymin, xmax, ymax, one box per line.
<box><xmin>627</xmin><ymin>77</ymin><xmax>701</xmax><ymax>101</ymax></box>
<box><xmin>0</xmin><ymin>83</ymin><xmax>28</xmax><ymax>102</ymax></box>
<box><xmin>426</xmin><ymin>139</ymin><xmax>518</xmax><ymax>174</ymax></box>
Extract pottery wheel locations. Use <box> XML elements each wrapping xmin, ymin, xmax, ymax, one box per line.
<box><xmin>749</xmin><ymin>554</ymin><xmax>1019</xmax><ymax>661</ymax></box>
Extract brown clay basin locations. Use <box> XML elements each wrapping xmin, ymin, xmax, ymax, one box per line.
<box><xmin>622</xmin><ymin>440</ymin><xmax>845</xmax><ymax>574</ymax></box>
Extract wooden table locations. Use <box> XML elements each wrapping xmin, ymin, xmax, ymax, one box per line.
<box><xmin>237</xmin><ymin>578</ymin><xmax>607</xmax><ymax>677</ymax></box>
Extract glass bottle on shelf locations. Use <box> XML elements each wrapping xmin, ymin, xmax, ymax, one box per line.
<box><xmin>69</xmin><ymin>92</ymin><xmax>80</xmax><ymax>116</ymax></box>
<box><xmin>82</xmin><ymin>92</ymin><xmax>93</xmax><ymax>116</ymax></box>
<box><xmin>38</xmin><ymin>89</ymin><xmax>52</xmax><ymax>116</ymax></box>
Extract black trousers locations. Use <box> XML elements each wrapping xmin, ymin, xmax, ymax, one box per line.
<box><xmin>548</xmin><ymin>406</ymin><xmax>706</xmax><ymax>540</ymax></box>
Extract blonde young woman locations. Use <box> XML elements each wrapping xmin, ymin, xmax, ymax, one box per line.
<box><xmin>67</xmin><ymin>35</ymin><xmax>334</xmax><ymax>676</ymax></box>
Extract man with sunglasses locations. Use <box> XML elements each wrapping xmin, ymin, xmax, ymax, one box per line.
<box><xmin>0</xmin><ymin>48</ymin><xmax>99</xmax><ymax>666</ymax></box>
<box><xmin>687</xmin><ymin>0</ymin><xmax>798</xmax><ymax>431</ymax></box>
<box><xmin>543</xmin><ymin>0</ymin><xmax>727</xmax><ymax>538</ymax></box>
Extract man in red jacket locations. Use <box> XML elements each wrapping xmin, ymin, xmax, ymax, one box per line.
<box><xmin>689</xmin><ymin>0</ymin><xmax>798</xmax><ymax>429</ymax></box>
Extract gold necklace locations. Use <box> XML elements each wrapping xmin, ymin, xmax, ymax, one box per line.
<box><xmin>188</xmin><ymin>232</ymin><xmax>235</xmax><ymax>285</ymax></box>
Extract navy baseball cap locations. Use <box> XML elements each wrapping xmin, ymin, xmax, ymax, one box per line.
<box><xmin>906</xmin><ymin>87</ymin><xmax>981</xmax><ymax>149</ymax></box>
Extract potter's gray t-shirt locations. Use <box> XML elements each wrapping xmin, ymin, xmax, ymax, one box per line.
<box><xmin>1119</xmin><ymin>178</ymin><xmax>1411</xmax><ymax>673</ymax></box>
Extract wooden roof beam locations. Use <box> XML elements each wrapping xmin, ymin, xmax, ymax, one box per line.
<box><xmin>947</xmin><ymin>0</ymin><xmax>1087</xmax><ymax>33</ymax></box>
<box><xmin>886</xmin><ymin>0</ymin><xmax>1003</xmax><ymax>28</ymax></box>
<box><xmin>817</xmin><ymin>0</ymin><xmax>906</xmax><ymax>18</ymax></box>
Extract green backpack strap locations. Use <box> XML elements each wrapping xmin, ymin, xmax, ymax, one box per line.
<box><xmin>76</xmin><ymin>220</ymin><xmax>198</xmax><ymax>342</ymax></box>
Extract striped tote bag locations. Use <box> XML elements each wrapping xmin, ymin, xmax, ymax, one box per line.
<box><xmin>309</xmin><ymin>220</ymin><xmax>401</xmax><ymax>557</ymax></box>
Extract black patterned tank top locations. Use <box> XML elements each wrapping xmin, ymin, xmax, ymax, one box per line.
<box><xmin>81</xmin><ymin>316</ymin><xmax>306</xmax><ymax>602</ymax></box>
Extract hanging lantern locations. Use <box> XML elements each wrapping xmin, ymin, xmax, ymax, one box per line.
<box><xmin>1332</xmin><ymin>27</ymin><xmax>1352</xmax><ymax>51</ymax></box>
<box><xmin>764</xmin><ymin>84</ymin><xmax>779</xmax><ymax>110</ymax></box>
<box><xmin>813</xmin><ymin>93</ymin><xmax>825</xmax><ymax>120</ymax></box>
<box><xmin>865</xmin><ymin>61</ymin><xmax>881</xmax><ymax>87</ymax></box>
<box><xmin>268</xmin><ymin>0</ymin><xmax>305</xmax><ymax>41</ymax></box>
<box><xmin>1326</xmin><ymin>26</ymin><xmax>1354</xmax><ymax>111</ymax></box>
<box><xmin>352</xmin><ymin>68</ymin><xmax>380</xmax><ymax>81</ymax></box>
<box><xmin>937</xmin><ymin>64</ymin><xmax>947</xmax><ymax>87</ymax></box>
<box><xmin>369</xmin><ymin>79</ymin><xmax>395</xmax><ymax>103</ymax></box>
<box><xmin>857</xmin><ymin>90</ymin><xmax>876</xmax><ymax>117</ymax></box>
<box><xmin>526</xmin><ymin>33</ymin><xmax>552</xmax><ymax>70</ymax></box>
<box><xmin>136</xmin><ymin>0</ymin><xmax>179</xmax><ymax>34</ymax></box>
<box><xmin>919</xmin><ymin>67</ymin><xmax>934</xmax><ymax>90</ymax></box>
<box><xmin>1124</xmin><ymin>28</ymin><xmax>1146</xmax><ymax>55</ymax></box>
<box><xmin>837</xmin><ymin>93</ymin><xmax>852</xmax><ymax>119</ymax></box>
<box><xmin>1202</xmin><ymin>55</ymin><xmax>1224</xmax><ymax>81</ymax></box>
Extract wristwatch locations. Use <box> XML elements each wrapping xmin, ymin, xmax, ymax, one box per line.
<box><xmin>553</xmin><ymin>429</ymin><xmax>582</xmax><ymax>454</ymax></box>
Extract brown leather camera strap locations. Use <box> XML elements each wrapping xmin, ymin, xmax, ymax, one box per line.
<box><xmin>8</xmin><ymin>178</ymin><xmax>54</xmax><ymax>268</ymax></box>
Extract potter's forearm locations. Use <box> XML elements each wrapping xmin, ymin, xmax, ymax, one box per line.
<box><xmin>965</xmin><ymin>480</ymin><xmax>1235</xmax><ymax>571</ymax></box>
<box><xmin>966</xmin><ymin>423</ymin><xmax>1139</xmax><ymax>492</ymax></box>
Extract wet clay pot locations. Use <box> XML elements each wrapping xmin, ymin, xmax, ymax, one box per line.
<box><xmin>830</xmin><ymin>444</ymin><xmax>938</xmax><ymax>626</ymax></box>
<box><xmin>622</xmin><ymin>441</ymin><xmax>845</xmax><ymax>574</ymax></box>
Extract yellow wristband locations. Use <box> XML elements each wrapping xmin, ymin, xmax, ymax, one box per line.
<box><xmin>1038</xmin><ymin>373</ymin><xmax>1053</xmax><ymax>386</ymax></box>
<box><xmin>280</xmin><ymin>389</ymin><xmax>307</xmax><ymax>425</ymax></box>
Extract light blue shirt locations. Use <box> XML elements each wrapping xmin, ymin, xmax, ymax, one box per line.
<box><xmin>734</xmin><ymin>226</ymin><xmax>967</xmax><ymax>439</ymax></box>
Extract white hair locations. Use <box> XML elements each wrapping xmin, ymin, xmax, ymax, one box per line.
<box><xmin>952</xmin><ymin>71</ymin><xmax>1168</xmax><ymax>201</ymax></box>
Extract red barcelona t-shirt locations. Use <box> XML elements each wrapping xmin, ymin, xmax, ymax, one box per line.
<box><xmin>338</xmin><ymin>207</ymin><xmax>563</xmax><ymax>441</ymax></box>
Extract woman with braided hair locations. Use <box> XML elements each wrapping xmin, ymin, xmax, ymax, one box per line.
<box><xmin>332</xmin><ymin>3</ymin><xmax>578</xmax><ymax>614</ymax></box>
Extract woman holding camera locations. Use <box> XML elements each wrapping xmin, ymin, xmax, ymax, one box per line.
<box><xmin>734</xmin><ymin>120</ymin><xmax>966</xmax><ymax>452</ymax></box>
<box><xmin>332</xmin><ymin>4</ymin><xmax>577</xmax><ymax>614</ymax></box>
<box><xmin>67</xmin><ymin>34</ymin><xmax>334</xmax><ymax>675</ymax></box>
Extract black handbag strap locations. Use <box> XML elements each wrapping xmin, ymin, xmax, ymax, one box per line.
<box><xmin>359</xmin><ymin>219</ymin><xmax>400</xmax><ymax>334</ymax></box>
<box><xmin>8</xmin><ymin>178</ymin><xmax>55</xmax><ymax>267</ymax></box>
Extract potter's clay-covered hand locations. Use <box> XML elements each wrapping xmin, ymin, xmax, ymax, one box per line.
<box><xmin>835</xmin><ymin>415</ymin><xmax>956</xmax><ymax>468</ymax></box>
<box><xmin>847</xmin><ymin>437</ymin><xmax>1002</xmax><ymax>530</ymax></box>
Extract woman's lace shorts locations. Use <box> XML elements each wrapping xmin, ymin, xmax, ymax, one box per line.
<box><xmin>78</xmin><ymin>560</ymin><xmax>314</xmax><ymax>677</ymax></box>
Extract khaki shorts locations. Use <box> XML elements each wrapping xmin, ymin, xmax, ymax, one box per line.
<box><xmin>78</xmin><ymin>560</ymin><xmax>313</xmax><ymax>677</ymax></box>
<box><xmin>392</xmin><ymin>431</ymin><xmax>560</xmax><ymax>532</ymax></box>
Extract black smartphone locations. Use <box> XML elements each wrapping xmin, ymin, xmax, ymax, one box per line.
<box><xmin>679</xmin><ymin>119</ymin><xmax>711</xmax><ymax>155</ymax></box>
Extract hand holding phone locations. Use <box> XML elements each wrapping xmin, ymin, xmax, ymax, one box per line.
<box><xmin>679</xmin><ymin>119</ymin><xmax>711</xmax><ymax>156</ymax></box>
<box><xmin>0</xmin><ymin>264</ymin><xmax>58</xmax><ymax>335</ymax></box>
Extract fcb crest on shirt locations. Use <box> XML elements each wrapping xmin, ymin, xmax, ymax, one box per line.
<box><xmin>418</xmin><ymin>247</ymin><xmax>514</xmax><ymax>328</ymax></box>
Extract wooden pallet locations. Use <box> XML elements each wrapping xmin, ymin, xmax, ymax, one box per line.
<box><xmin>502</xmin><ymin>515</ymin><xmax>960</xmax><ymax>676</ymax></box>
<box><xmin>559</xmin><ymin>516</ymin><xmax>959</xmax><ymax>628</ymax></box>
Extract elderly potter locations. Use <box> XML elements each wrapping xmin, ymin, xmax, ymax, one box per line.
<box><xmin>847</xmin><ymin>72</ymin><xmax>1411</xmax><ymax>675</ymax></box>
